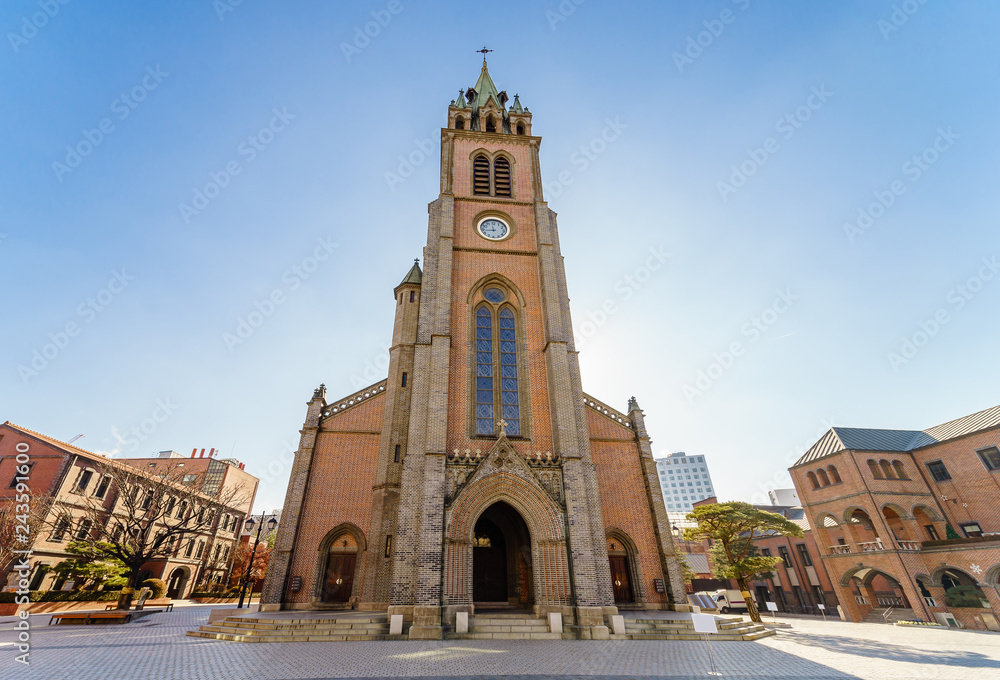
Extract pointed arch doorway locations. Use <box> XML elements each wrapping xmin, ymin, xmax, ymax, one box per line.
<box><xmin>472</xmin><ymin>501</ymin><xmax>534</xmax><ymax>608</ymax></box>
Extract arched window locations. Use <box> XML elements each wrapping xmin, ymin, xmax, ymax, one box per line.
<box><xmin>880</xmin><ymin>460</ymin><xmax>895</xmax><ymax>479</ymax></box>
<box><xmin>493</xmin><ymin>157</ymin><xmax>511</xmax><ymax>197</ymax></box>
<box><xmin>516</xmin><ymin>123</ymin><xmax>525</xmax><ymax>135</ymax></box>
<box><xmin>485</xmin><ymin>115</ymin><xmax>496</xmax><ymax>133</ymax></box>
<box><xmin>473</xmin><ymin>155</ymin><xmax>490</xmax><ymax>195</ymax></box>
<box><xmin>868</xmin><ymin>460</ymin><xmax>883</xmax><ymax>479</ymax></box>
<box><xmin>475</xmin><ymin>305</ymin><xmax>494</xmax><ymax>435</ymax></box>
<box><xmin>828</xmin><ymin>465</ymin><xmax>841</xmax><ymax>484</ymax></box>
<box><xmin>498</xmin><ymin>307</ymin><xmax>520</xmax><ymax>435</ymax></box>
<box><xmin>455</xmin><ymin>116</ymin><xmax>465</xmax><ymax>130</ymax></box>
<box><xmin>473</xmin><ymin>297</ymin><xmax>522</xmax><ymax>437</ymax></box>
<box><xmin>817</xmin><ymin>469</ymin><xmax>830</xmax><ymax>486</ymax></box>
<box><xmin>807</xmin><ymin>471</ymin><xmax>819</xmax><ymax>489</ymax></box>
<box><xmin>892</xmin><ymin>461</ymin><xmax>908</xmax><ymax>479</ymax></box>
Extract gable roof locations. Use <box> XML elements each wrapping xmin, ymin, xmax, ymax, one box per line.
<box><xmin>2</xmin><ymin>421</ymin><xmax>105</xmax><ymax>460</ymax></box>
<box><xmin>794</xmin><ymin>404</ymin><xmax>1000</xmax><ymax>467</ymax></box>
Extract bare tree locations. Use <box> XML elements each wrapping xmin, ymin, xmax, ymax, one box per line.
<box><xmin>46</xmin><ymin>459</ymin><xmax>249</xmax><ymax>608</ymax></box>
<box><xmin>0</xmin><ymin>495</ymin><xmax>54</xmax><ymax>580</ymax></box>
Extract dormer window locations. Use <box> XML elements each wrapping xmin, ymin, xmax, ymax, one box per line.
<box><xmin>516</xmin><ymin>123</ymin><xmax>525</xmax><ymax>135</ymax></box>
<box><xmin>485</xmin><ymin>115</ymin><xmax>496</xmax><ymax>133</ymax></box>
<box><xmin>455</xmin><ymin>117</ymin><xmax>465</xmax><ymax>130</ymax></box>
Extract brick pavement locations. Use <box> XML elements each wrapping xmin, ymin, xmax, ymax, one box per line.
<box><xmin>1</xmin><ymin>607</ymin><xmax>998</xmax><ymax>679</ymax></box>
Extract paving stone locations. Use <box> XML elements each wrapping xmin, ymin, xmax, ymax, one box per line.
<box><xmin>2</xmin><ymin>606</ymin><xmax>999</xmax><ymax>679</ymax></box>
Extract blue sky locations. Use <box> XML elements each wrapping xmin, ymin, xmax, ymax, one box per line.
<box><xmin>3</xmin><ymin>1</ymin><xmax>998</xmax><ymax>513</ymax></box>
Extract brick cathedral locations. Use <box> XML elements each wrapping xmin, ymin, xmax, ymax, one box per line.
<box><xmin>261</xmin><ymin>59</ymin><xmax>686</xmax><ymax>639</ymax></box>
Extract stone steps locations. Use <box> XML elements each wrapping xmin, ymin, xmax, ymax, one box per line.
<box><xmin>864</xmin><ymin>608</ymin><xmax>916</xmax><ymax>624</ymax></box>
<box><xmin>186</xmin><ymin>615</ymin><xmax>407</xmax><ymax>643</ymax></box>
<box><xmin>618</xmin><ymin>618</ymin><xmax>775</xmax><ymax>641</ymax></box>
<box><xmin>444</xmin><ymin>614</ymin><xmax>575</xmax><ymax>640</ymax></box>
<box><xmin>186</xmin><ymin>612</ymin><xmax>775</xmax><ymax>642</ymax></box>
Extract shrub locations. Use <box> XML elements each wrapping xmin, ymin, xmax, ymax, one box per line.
<box><xmin>142</xmin><ymin>578</ymin><xmax>167</xmax><ymax>599</ymax></box>
<box><xmin>0</xmin><ymin>590</ymin><xmax>118</xmax><ymax>603</ymax></box>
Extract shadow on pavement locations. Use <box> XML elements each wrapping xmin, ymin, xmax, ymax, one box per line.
<box><xmin>779</xmin><ymin>629</ymin><xmax>1000</xmax><ymax>670</ymax></box>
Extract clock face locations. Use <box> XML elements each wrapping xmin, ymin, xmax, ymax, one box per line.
<box><xmin>477</xmin><ymin>218</ymin><xmax>509</xmax><ymax>240</ymax></box>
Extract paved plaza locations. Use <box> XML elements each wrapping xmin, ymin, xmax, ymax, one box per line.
<box><xmin>2</xmin><ymin>605</ymin><xmax>998</xmax><ymax>680</ymax></box>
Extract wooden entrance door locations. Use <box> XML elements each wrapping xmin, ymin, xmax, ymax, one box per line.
<box><xmin>322</xmin><ymin>554</ymin><xmax>355</xmax><ymax>602</ymax></box>
<box><xmin>609</xmin><ymin>555</ymin><xmax>634</xmax><ymax>604</ymax></box>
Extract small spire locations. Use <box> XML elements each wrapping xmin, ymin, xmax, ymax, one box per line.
<box><xmin>628</xmin><ymin>396</ymin><xmax>641</xmax><ymax>412</ymax></box>
<box><xmin>396</xmin><ymin>259</ymin><xmax>423</xmax><ymax>288</ymax></box>
<box><xmin>313</xmin><ymin>383</ymin><xmax>326</xmax><ymax>400</ymax></box>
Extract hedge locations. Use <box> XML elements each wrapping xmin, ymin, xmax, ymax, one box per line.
<box><xmin>0</xmin><ymin>590</ymin><xmax>120</xmax><ymax>603</ymax></box>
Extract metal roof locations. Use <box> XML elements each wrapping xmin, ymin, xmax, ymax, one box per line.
<box><xmin>794</xmin><ymin>403</ymin><xmax>1000</xmax><ymax>467</ymax></box>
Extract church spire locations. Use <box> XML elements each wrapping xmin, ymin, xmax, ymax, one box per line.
<box><xmin>447</xmin><ymin>52</ymin><xmax>532</xmax><ymax>136</ymax></box>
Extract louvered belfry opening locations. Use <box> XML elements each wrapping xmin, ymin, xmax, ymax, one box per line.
<box><xmin>493</xmin><ymin>157</ymin><xmax>511</xmax><ymax>197</ymax></box>
<box><xmin>473</xmin><ymin>155</ymin><xmax>491</xmax><ymax>195</ymax></box>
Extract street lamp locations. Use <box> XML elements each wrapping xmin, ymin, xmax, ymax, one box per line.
<box><xmin>238</xmin><ymin>512</ymin><xmax>278</xmax><ymax>609</ymax></box>
<box><xmin>672</xmin><ymin>525</ymin><xmax>689</xmax><ymax>554</ymax></box>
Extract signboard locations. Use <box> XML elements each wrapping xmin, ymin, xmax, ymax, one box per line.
<box><xmin>290</xmin><ymin>576</ymin><xmax>302</xmax><ymax>592</ymax></box>
<box><xmin>691</xmin><ymin>613</ymin><xmax>718</xmax><ymax>635</ymax></box>
<box><xmin>765</xmin><ymin>601</ymin><xmax>778</xmax><ymax>612</ymax></box>
<box><xmin>653</xmin><ymin>579</ymin><xmax>665</xmax><ymax>593</ymax></box>
<box><xmin>817</xmin><ymin>604</ymin><xmax>826</xmax><ymax>610</ymax></box>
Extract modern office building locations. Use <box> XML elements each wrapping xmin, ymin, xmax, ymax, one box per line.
<box><xmin>655</xmin><ymin>452</ymin><xmax>717</xmax><ymax>528</ymax></box>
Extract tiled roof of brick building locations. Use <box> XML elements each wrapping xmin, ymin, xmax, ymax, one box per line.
<box><xmin>794</xmin><ymin>403</ymin><xmax>1000</xmax><ymax>467</ymax></box>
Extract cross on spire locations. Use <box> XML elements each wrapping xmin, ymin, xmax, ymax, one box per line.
<box><xmin>477</xmin><ymin>46</ymin><xmax>493</xmax><ymax>63</ymax></box>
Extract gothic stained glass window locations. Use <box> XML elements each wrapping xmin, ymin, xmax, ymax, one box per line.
<box><xmin>473</xmin><ymin>299</ymin><xmax>522</xmax><ymax>437</ymax></box>
<box><xmin>475</xmin><ymin>306</ymin><xmax>494</xmax><ymax>435</ymax></box>
<box><xmin>498</xmin><ymin>308</ymin><xmax>520</xmax><ymax>435</ymax></box>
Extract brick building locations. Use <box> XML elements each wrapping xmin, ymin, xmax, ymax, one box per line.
<box><xmin>790</xmin><ymin>405</ymin><xmax>1000</xmax><ymax>629</ymax></box>
<box><xmin>744</xmin><ymin>505</ymin><xmax>841</xmax><ymax>616</ymax></box>
<box><xmin>261</xmin><ymin>60</ymin><xmax>687</xmax><ymax>639</ymax></box>
<box><xmin>0</xmin><ymin>423</ymin><xmax>257</xmax><ymax>598</ymax></box>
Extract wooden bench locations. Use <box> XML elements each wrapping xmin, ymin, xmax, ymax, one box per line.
<box><xmin>144</xmin><ymin>599</ymin><xmax>174</xmax><ymax>612</ymax></box>
<box><xmin>106</xmin><ymin>599</ymin><xmax>174</xmax><ymax>612</ymax></box>
<box><xmin>50</xmin><ymin>612</ymin><xmax>132</xmax><ymax>625</ymax></box>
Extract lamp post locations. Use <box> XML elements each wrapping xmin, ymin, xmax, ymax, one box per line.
<box><xmin>672</xmin><ymin>525</ymin><xmax>689</xmax><ymax>554</ymax></box>
<box><xmin>238</xmin><ymin>512</ymin><xmax>277</xmax><ymax>609</ymax></box>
